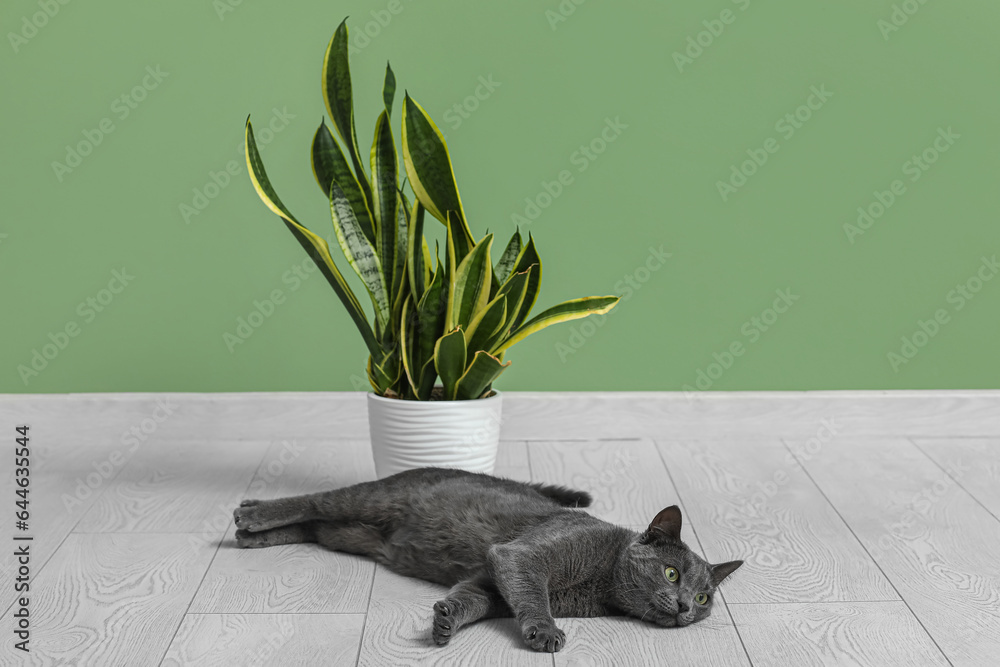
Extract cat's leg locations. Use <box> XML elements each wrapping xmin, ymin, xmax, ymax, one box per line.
<box><xmin>233</xmin><ymin>492</ymin><xmax>326</xmax><ymax>532</ymax></box>
<box><xmin>234</xmin><ymin>477</ymin><xmax>412</xmax><ymax>533</ymax></box>
<box><xmin>235</xmin><ymin>522</ymin><xmax>317</xmax><ymax>548</ymax></box>
<box><xmin>431</xmin><ymin>576</ymin><xmax>509</xmax><ymax>646</ymax></box>
<box><xmin>487</xmin><ymin>544</ymin><xmax>565</xmax><ymax>653</ymax></box>
<box><xmin>313</xmin><ymin>522</ymin><xmax>386</xmax><ymax>559</ymax></box>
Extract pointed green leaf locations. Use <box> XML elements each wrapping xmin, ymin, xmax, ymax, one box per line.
<box><xmin>394</xmin><ymin>191</ymin><xmax>408</xmax><ymax>299</ymax></box>
<box><xmin>383</xmin><ymin>62</ymin><xmax>396</xmax><ymax>117</ymax></box>
<box><xmin>400</xmin><ymin>296</ymin><xmax>417</xmax><ymax>393</ymax></box>
<box><xmin>422</xmin><ymin>239</ymin><xmax>432</xmax><ymax>287</ymax></box>
<box><xmin>390</xmin><ymin>253</ymin><xmax>409</xmax><ymax>332</ymax></box>
<box><xmin>322</xmin><ymin>20</ymin><xmax>373</xmax><ymax>207</ymax></box>
<box><xmin>415</xmin><ymin>262</ymin><xmax>446</xmax><ymax>372</ymax></box>
<box><xmin>495</xmin><ymin>229</ymin><xmax>522</xmax><ymax>285</ymax></box>
<box><xmin>245</xmin><ymin>119</ymin><xmax>378</xmax><ymax>357</ymax></box>
<box><xmin>455</xmin><ymin>350</ymin><xmax>510</xmax><ymax>400</ymax></box>
<box><xmin>407</xmin><ymin>201</ymin><xmax>426</xmax><ymax>300</ymax></box>
<box><xmin>434</xmin><ymin>327</ymin><xmax>467</xmax><ymax>400</ymax></box>
<box><xmin>329</xmin><ymin>180</ymin><xmax>390</xmax><ymax>328</ymax></box>
<box><xmin>416</xmin><ymin>357</ymin><xmax>437</xmax><ymax>401</ymax></box>
<box><xmin>446</xmin><ymin>234</ymin><xmax>493</xmax><ymax>332</ymax></box>
<box><xmin>487</xmin><ymin>266</ymin><xmax>532</xmax><ymax>349</ymax></box>
<box><xmin>493</xmin><ymin>296</ymin><xmax>620</xmax><ymax>354</ymax></box>
<box><xmin>371</xmin><ymin>111</ymin><xmax>399</xmax><ymax>296</ymax></box>
<box><xmin>401</xmin><ymin>94</ymin><xmax>474</xmax><ymax>236</ymax></box>
<box><xmin>510</xmin><ymin>233</ymin><xmax>541</xmax><ymax>329</ymax></box>
<box><xmin>465</xmin><ymin>295</ymin><xmax>507</xmax><ymax>353</ymax></box>
<box><xmin>446</xmin><ymin>210</ymin><xmax>474</xmax><ymax>263</ymax></box>
<box><xmin>311</xmin><ymin>120</ymin><xmax>375</xmax><ymax>245</ymax></box>
<box><xmin>368</xmin><ymin>350</ymin><xmax>401</xmax><ymax>396</ymax></box>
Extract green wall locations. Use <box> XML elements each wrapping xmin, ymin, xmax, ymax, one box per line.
<box><xmin>3</xmin><ymin>0</ymin><xmax>999</xmax><ymax>393</ymax></box>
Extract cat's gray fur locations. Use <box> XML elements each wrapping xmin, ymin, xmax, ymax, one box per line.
<box><xmin>232</xmin><ymin>467</ymin><xmax>742</xmax><ymax>653</ymax></box>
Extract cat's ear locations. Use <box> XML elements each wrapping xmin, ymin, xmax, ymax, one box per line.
<box><xmin>710</xmin><ymin>560</ymin><xmax>743</xmax><ymax>587</ymax></box>
<box><xmin>647</xmin><ymin>505</ymin><xmax>683</xmax><ymax>541</ymax></box>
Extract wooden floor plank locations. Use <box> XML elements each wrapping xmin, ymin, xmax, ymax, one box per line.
<box><xmin>657</xmin><ymin>438</ymin><xmax>896</xmax><ymax>603</ymax></box>
<box><xmin>73</xmin><ymin>439</ymin><xmax>270</xmax><ymax>533</ymax></box>
<box><xmin>730</xmin><ymin>602</ymin><xmax>948</xmax><ymax>667</ymax></box>
<box><xmin>527</xmin><ymin>439</ymin><xmax>678</xmax><ymax>527</ymax></box>
<box><xmin>161</xmin><ymin>613</ymin><xmax>365</xmax><ymax>666</ymax></box>
<box><xmin>189</xmin><ymin>439</ymin><xmax>375</xmax><ymax>614</ymax></box>
<box><xmin>494</xmin><ymin>440</ymin><xmax>531</xmax><ymax>482</ymax></box>
<box><xmin>0</xmin><ymin>533</ymin><xmax>215</xmax><ymax>666</ymax></box>
<box><xmin>912</xmin><ymin>437</ymin><xmax>1000</xmax><ymax>519</ymax></box>
<box><xmin>790</xmin><ymin>437</ymin><xmax>1000</xmax><ymax>666</ymax></box>
<box><xmin>357</xmin><ymin>566</ymin><xmax>551</xmax><ymax>667</ymax></box>
<box><xmin>555</xmin><ymin>595</ymin><xmax>749</xmax><ymax>667</ymax></box>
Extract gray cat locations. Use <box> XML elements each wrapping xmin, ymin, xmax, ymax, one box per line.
<box><xmin>232</xmin><ymin>467</ymin><xmax>742</xmax><ymax>653</ymax></box>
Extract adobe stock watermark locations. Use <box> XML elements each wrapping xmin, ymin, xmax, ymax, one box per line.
<box><xmin>887</xmin><ymin>254</ymin><xmax>998</xmax><ymax>373</ymax></box>
<box><xmin>556</xmin><ymin>245</ymin><xmax>671</xmax><ymax>362</ymax></box>
<box><xmin>223</xmin><ymin>254</ymin><xmax>321</xmax><ymax>352</ymax></box>
<box><xmin>683</xmin><ymin>288</ymin><xmax>800</xmax><ymax>395</ymax></box>
<box><xmin>441</xmin><ymin>75</ymin><xmax>501</xmax><ymax>132</ymax></box>
<box><xmin>51</xmin><ymin>65</ymin><xmax>170</xmax><ymax>182</ymax></box>
<box><xmin>843</xmin><ymin>126</ymin><xmax>959</xmax><ymax>244</ymax></box>
<box><xmin>180</xmin><ymin>106</ymin><xmax>295</xmax><ymax>224</ymax></box>
<box><xmin>346</xmin><ymin>0</ymin><xmax>416</xmax><ymax>56</ymax></box>
<box><xmin>717</xmin><ymin>85</ymin><xmax>833</xmax><ymax>202</ymax></box>
<box><xmin>60</xmin><ymin>398</ymin><xmax>179</xmax><ymax>512</ymax></box>
<box><xmin>213</xmin><ymin>0</ymin><xmax>246</xmax><ymax>21</ymax></box>
<box><xmin>545</xmin><ymin>0</ymin><xmax>589</xmax><ymax>31</ymax></box>
<box><xmin>730</xmin><ymin>418</ymin><xmax>842</xmax><ymax>565</ymax></box>
<box><xmin>743</xmin><ymin>418</ymin><xmax>843</xmax><ymax>523</ymax></box>
<box><xmin>187</xmin><ymin>440</ymin><xmax>307</xmax><ymax>551</ymax></box>
<box><xmin>510</xmin><ymin>116</ymin><xmax>628</xmax><ymax>227</ymax></box>
<box><xmin>868</xmin><ymin>457</ymin><xmax>968</xmax><ymax>560</ymax></box>
<box><xmin>569</xmin><ymin>448</ymin><xmax>639</xmax><ymax>511</ymax></box>
<box><xmin>672</xmin><ymin>0</ymin><xmax>753</xmax><ymax>73</ymax></box>
<box><xmin>8</xmin><ymin>0</ymin><xmax>73</xmax><ymax>54</ymax></box>
<box><xmin>17</xmin><ymin>267</ymin><xmax>136</xmax><ymax>386</ymax></box>
<box><xmin>877</xmin><ymin>0</ymin><xmax>933</xmax><ymax>41</ymax></box>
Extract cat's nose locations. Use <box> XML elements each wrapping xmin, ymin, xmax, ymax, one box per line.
<box><xmin>677</xmin><ymin>601</ymin><xmax>690</xmax><ymax>614</ymax></box>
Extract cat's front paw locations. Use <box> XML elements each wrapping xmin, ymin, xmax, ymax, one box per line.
<box><xmin>432</xmin><ymin>600</ymin><xmax>456</xmax><ymax>645</ymax></box>
<box><xmin>522</xmin><ymin>622</ymin><xmax>566</xmax><ymax>652</ymax></box>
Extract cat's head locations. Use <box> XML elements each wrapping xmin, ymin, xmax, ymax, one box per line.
<box><xmin>615</xmin><ymin>505</ymin><xmax>742</xmax><ymax>628</ymax></box>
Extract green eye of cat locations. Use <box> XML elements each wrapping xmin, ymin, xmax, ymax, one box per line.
<box><xmin>695</xmin><ymin>593</ymin><xmax>709</xmax><ymax>605</ymax></box>
<box><xmin>664</xmin><ymin>567</ymin><xmax>679</xmax><ymax>582</ymax></box>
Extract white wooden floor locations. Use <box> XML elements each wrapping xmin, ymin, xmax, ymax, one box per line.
<box><xmin>2</xmin><ymin>391</ymin><xmax>999</xmax><ymax>666</ymax></box>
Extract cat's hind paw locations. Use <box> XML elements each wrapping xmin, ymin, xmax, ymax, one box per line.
<box><xmin>235</xmin><ymin>529</ymin><xmax>269</xmax><ymax>548</ymax></box>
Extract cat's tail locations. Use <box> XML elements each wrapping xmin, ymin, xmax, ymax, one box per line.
<box><xmin>529</xmin><ymin>483</ymin><xmax>593</xmax><ymax>508</ymax></box>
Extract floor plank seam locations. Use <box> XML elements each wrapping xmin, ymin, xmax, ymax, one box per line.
<box><xmin>780</xmin><ymin>439</ymin><xmax>956</xmax><ymax>667</ymax></box>
<box><xmin>653</xmin><ymin>438</ymin><xmax>756</xmax><ymax>667</ymax></box>
<box><xmin>354</xmin><ymin>562</ymin><xmax>379</xmax><ymax>667</ymax></box>
<box><xmin>154</xmin><ymin>444</ymin><xmax>274</xmax><ymax>667</ymax></box>
<box><xmin>907</xmin><ymin>437</ymin><xmax>1000</xmax><ymax>525</ymax></box>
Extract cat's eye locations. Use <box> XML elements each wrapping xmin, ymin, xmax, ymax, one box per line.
<box><xmin>664</xmin><ymin>567</ymin><xmax>679</xmax><ymax>582</ymax></box>
<box><xmin>695</xmin><ymin>593</ymin><xmax>709</xmax><ymax>605</ymax></box>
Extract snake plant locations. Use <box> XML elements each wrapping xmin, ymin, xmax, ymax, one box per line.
<box><xmin>244</xmin><ymin>19</ymin><xmax>619</xmax><ymax>400</ymax></box>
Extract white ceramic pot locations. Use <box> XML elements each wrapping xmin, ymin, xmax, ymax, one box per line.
<box><xmin>367</xmin><ymin>391</ymin><xmax>503</xmax><ymax>479</ymax></box>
